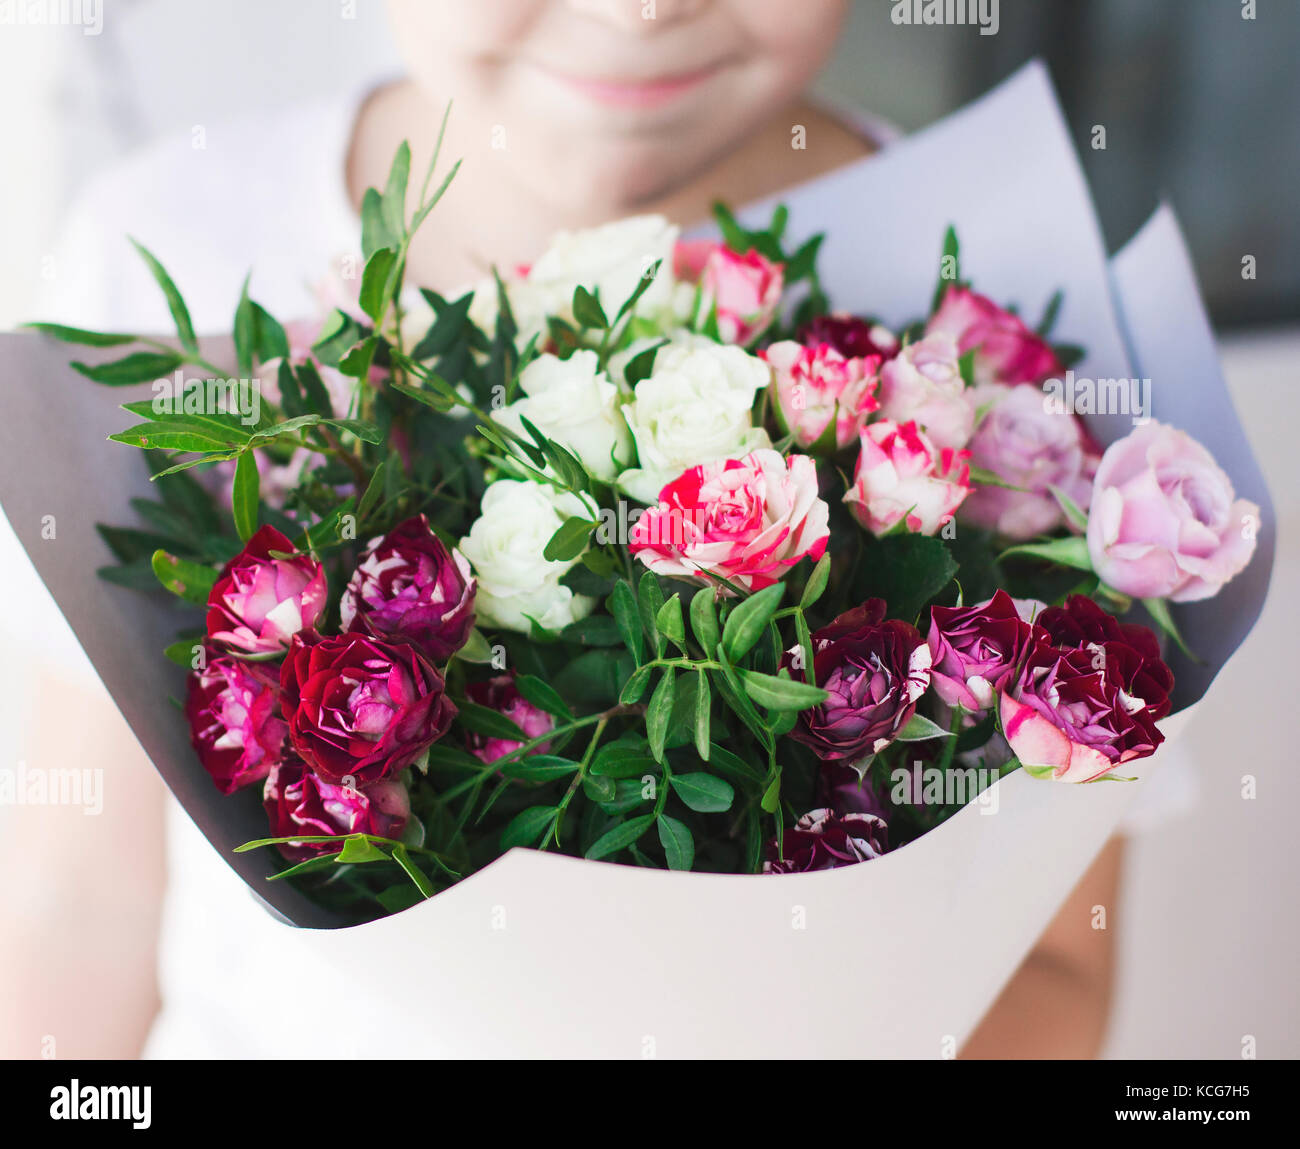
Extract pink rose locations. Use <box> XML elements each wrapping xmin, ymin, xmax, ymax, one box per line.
<box><xmin>206</xmin><ymin>526</ymin><xmax>328</xmax><ymax>654</ymax></box>
<box><xmin>629</xmin><ymin>448</ymin><xmax>830</xmax><ymax>592</ymax></box>
<box><xmin>843</xmin><ymin>420</ymin><xmax>972</xmax><ymax>537</ymax></box>
<box><xmin>926</xmin><ymin>285</ymin><xmax>1065</xmax><ymax>385</ymax></box>
<box><xmin>877</xmin><ymin>332</ymin><xmax>974</xmax><ymax>449</ymax></box>
<box><xmin>184</xmin><ymin>650</ymin><xmax>288</xmax><ymax>795</ymax></box>
<box><xmin>696</xmin><ymin>245</ymin><xmax>784</xmax><ymax>345</ymax></box>
<box><xmin>1086</xmin><ymin>421</ymin><xmax>1259</xmax><ymax>602</ymax></box>
<box><xmin>763</xmin><ymin>340</ymin><xmax>880</xmax><ymax>451</ymax></box>
<box><xmin>262</xmin><ymin>759</ymin><xmax>410</xmax><ymax>860</ymax></box>
<box><xmin>961</xmin><ymin>382</ymin><xmax>1099</xmax><ymax>539</ymax></box>
<box><xmin>464</xmin><ymin>674</ymin><xmax>556</xmax><ymax>764</ymax></box>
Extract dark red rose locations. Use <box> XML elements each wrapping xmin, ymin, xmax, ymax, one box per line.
<box><xmin>798</xmin><ymin>313</ymin><xmax>900</xmax><ymax>361</ymax></box>
<box><xmin>464</xmin><ymin>674</ymin><xmax>556</xmax><ymax>764</ymax></box>
<box><xmin>184</xmin><ymin>650</ymin><xmax>287</xmax><ymax>794</ymax></box>
<box><xmin>1035</xmin><ymin>595</ymin><xmax>1173</xmax><ymax>720</ymax></box>
<box><xmin>206</xmin><ymin>525</ymin><xmax>327</xmax><ymax>654</ymax></box>
<box><xmin>340</xmin><ymin>514</ymin><xmax>476</xmax><ymax>662</ymax></box>
<box><xmin>263</xmin><ymin>759</ymin><xmax>410</xmax><ymax>860</ymax></box>
<box><xmin>782</xmin><ymin>599</ymin><xmax>932</xmax><ymax>763</ymax></box>
<box><xmin>279</xmin><ymin>631</ymin><xmax>456</xmax><ymax>785</ymax></box>
<box><xmin>763</xmin><ymin>808</ymin><xmax>889</xmax><ymax>874</ymax></box>
<box><xmin>926</xmin><ymin>590</ymin><xmax>1042</xmax><ymax>712</ymax></box>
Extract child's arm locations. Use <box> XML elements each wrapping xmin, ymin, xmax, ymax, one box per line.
<box><xmin>960</xmin><ymin>836</ymin><xmax>1124</xmax><ymax>1060</ymax></box>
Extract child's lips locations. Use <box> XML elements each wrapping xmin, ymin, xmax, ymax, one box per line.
<box><xmin>540</xmin><ymin>63</ymin><xmax>723</xmax><ymax>109</ymax></box>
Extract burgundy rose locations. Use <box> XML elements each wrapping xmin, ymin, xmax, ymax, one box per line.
<box><xmin>782</xmin><ymin>599</ymin><xmax>932</xmax><ymax>763</ymax></box>
<box><xmin>279</xmin><ymin>631</ymin><xmax>456</xmax><ymax>785</ymax></box>
<box><xmin>763</xmin><ymin>808</ymin><xmax>889</xmax><ymax>874</ymax></box>
<box><xmin>926</xmin><ymin>590</ymin><xmax>1042</xmax><ymax>712</ymax></box>
<box><xmin>263</xmin><ymin>759</ymin><xmax>410</xmax><ymax>860</ymax></box>
<box><xmin>206</xmin><ymin>525</ymin><xmax>327</xmax><ymax>654</ymax></box>
<box><xmin>341</xmin><ymin>514</ymin><xmax>476</xmax><ymax>661</ymax></box>
<box><xmin>926</xmin><ymin>286</ymin><xmax>1064</xmax><ymax>386</ymax></box>
<box><xmin>820</xmin><ymin>764</ymin><xmax>891</xmax><ymax>821</ymax></box>
<box><xmin>798</xmin><ymin>313</ymin><xmax>900</xmax><ymax>361</ymax></box>
<box><xmin>464</xmin><ymin>674</ymin><xmax>556</xmax><ymax>764</ymax></box>
<box><xmin>184</xmin><ymin>650</ymin><xmax>287</xmax><ymax>794</ymax></box>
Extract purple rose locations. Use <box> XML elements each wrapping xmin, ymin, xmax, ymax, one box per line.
<box><xmin>184</xmin><ymin>650</ymin><xmax>288</xmax><ymax>794</ymax></box>
<box><xmin>763</xmin><ymin>808</ymin><xmax>889</xmax><ymax>874</ymax></box>
<box><xmin>1086</xmin><ymin>421</ymin><xmax>1259</xmax><ymax>602</ymax></box>
<box><xmin>341</xmin><ymin>514</ymin><xmax>476</xmax><ymax>661</ymax></box>
<box><xmin>464</xmin><ymin>674</ymin><xmax>556</xmax><ymax>764</ymax></box>
<box><xmin>926</xmin><ymin>589</ymin><xmax>1042</xmax><ymax>712</ymax></box>
<box><xmin>960</xmin><ymin>382</ymin><xmax>1099</xmax><ymax>540</ymax></box>
<box><xmin>263</xmin><ymin>759</ymin><xmax>410</xmax><ymax>860</ymax></box>
<box><xmin>782</xmin><ymin>599</ymin><xmax>932</xmax><ymax>763</ymax></box>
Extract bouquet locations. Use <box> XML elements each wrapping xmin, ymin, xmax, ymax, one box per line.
<box><xmin>27</xmin><ymin>109</ymin><xmax>1261</xmax><ymax>925</ymax></box>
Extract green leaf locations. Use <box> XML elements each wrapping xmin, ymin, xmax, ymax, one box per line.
<box><xmin>23</xmin><ymin>322</ymin><xmax>136</xmax><ymax>347</ymax></box>
<box><xmin>389</xmin><ymin>843</ymin><xmax>435</xmax><ymax>898</ymax></box>
<box><xmin>957</xmin><ymin>348</ymin><xmax>976</xmax><ymax>389</ymax></box>
<box><xmin>619</xmin><ymin>663</ymin><xmax>655</xmax><ymax>705</ymax></box>
<box><xmin>360</xmin><ymin>248</ymin><xmax>399</xmax><ymax>320</ymax></box>
<box><xmin>513</xmin><ymin>674</ymin><xmax>573</xmax><ymax>719</ymax></box>
<box><xmin>129</xmin><ymin>238</ymin><xmax>197</xmax><ymax>351</ymax></box>
<box><xmin>739</xmin><ymin>669</ymin><xmax>828</xmax><ymax>711</ymax></box>
<box><xmin>583</xmin><ymin>774</ymin><xmax>617</xmax><ymax>803</ymax></box>
<box><xmin>337</xmin><ymin>835</ymin><xmax>390</xmax><ymax>864</ymax></box>
<box><xmin>1049</xmin><ymin>484</ymin><xmax>1090</xmax><ymax>532</ymax></box>
<box><xmin>150</xmin><ymin>550</ymin><xmax>218</xmax><ymax>605</ymax></box>
<box><xmin>670</xmin><ymin>771</ymin><xmax>733</xmax><ymax>814</ymax></box>
<box><xmin>500</xmin><ymin>757</ymin><xmax>580</xmax><ymax>782</ymax></box>
<box><xmin>360</xmin><ymin>186</ymin><xmax>396</xmax><ymax>259</ymax></box>
<box><xmin>338</xmin><ymin>334</ymin><xmax>379</xmax><ymax>380</ymax></box>
<box><xmin>655</xmin><ymin>593</ymin><xmax>686</xmax><ymax>649</ymax></box>
<box><xmin>231</xmin><ymin>451</ymin><xmax>259</xmax><ymax>542</ymax></box>
<box><xmin>559</xmin><ymin>615</ymin><xmax>624</xmax><ymax>646</ymax></box>
<box><xmin>571</xmin><ymin>285</ymin><xmax>608</xmax><ymax>330</ymax></box>
<box><xmin>622</xmin><ymin>338</ymin><xmax>667</xmax><ymax>387</ymax></box>
<box><xmin>321</xmin><ymin>418</ymin><xmax>384</xmax><ymax>445</ymax></box>
<box><xmin>544</xmin><ymin>515</ymin><xmax>596</xmax><ymax>563</ymax></box>
<box><xmin>382</xmin><ymin>139</ymin><xmax>411</xmax><ymax>238</ymax></box>
<box><xmin>895</xmin><ymin>712</ymin><xmax>954</xmax><ymax>742</ymax></box>
<box><xmin>999</xmin><ymin>535</ymin><xmax>1094</xmax><ymax>573</ymax></box>
<box><xmin>251</xmin><ymin>302</ymin><xmax>289</xmax><ymax>364</ymax></box>
<box><xmin>638</xmin><ymin>569</ymin><xmax>666</xmax><ymax>657</ymax></box>
<box><xmin>613</xmin><ymin>259</ymin><xmax>664</xmax><ymax>324</ymax></box>
<box><xmin>357</xmin><ymin>457</ymin><xmax>388</xmax><ymax>522</ymax></box>
<box><xmin>930</xmin><ymin>224</ymin><xmax>960</xmax><ymax>314</ymax></box>
<box><xmin>657</xmin><ymin>815</ymin><xmax>694</xmax><ymax>871</ymax></box>
<box><xmin>646</xmin><ymin>668</ymin><xmax>676</xmax><ymax>762</ymax></box>
<box><xmin>109</xmin><ymin>421</ymin><xmax>238</xmax><ymax>453</ymax></box>
<box><xmin>693</xmin><ymin>668</ymin><xmax>711</xmax><ymax>761</ymax></box>
<box><xmin>72</xmin><ymin>351</ymin><xmax>186</xmax><ymax>386</ymax></box>
<box><xmin>1037</xmin><ymin>289</ymin><xmax>1064</xmax><ymax>338</ymax></box>
<box><xmin>689</xmin><ymin>588</ymin><xmax>720</xmax><ymax>655</ymax></box>
<box><xmin>591</xmin><ymin>743</ymin><xmax>657</xmax><ymax>779</ymax></box>
<box><xmin>760</xmin><ymin>772</ymin><xmax>782</xmax><ymax>814</ymax></box>
<box><xmin>500</xmin><ymin>805</ymin><xmax>560</xmax><ymax>850</ymax></box>
<box><xmin>799</xmin><ymin>553</ymin><xmax>831</xmax><ymax>610</ymax></box>
<box><xmin>585</xmin><ymin>815</ymin><xmax>655</xmax><ymax>860</ymax></box>
<box><xmin>1141</xmin><ymin>597</ymin><xmax>1199</xmax><ymax>662</ymax></box>
<box><xmin>163</xmin><ymin>638</ymin><xmax>203</xmax><ymax>668</ymax></box>
<box><xmin>609</xmin><ymin>580</ymin><xmax>643</xmax><ymax>663</ymax></box>
<box><xmin>721</xmin><ymin>583</ymin><xmax>784</xmax><ymax>662</ymax></box>
<box><xmin>457</xmin><ymin>701</ymin><xmax>527</xmax><ymax>741</ymax></box>
<box><xmin>233</xmin><ymin>274</ymin><xmax>256</xmax><ymax>378</ymax></box>
<box><xmin>851</xmin><ymin>533</ymin><xmax>959</xmax><ymax>625</ymax></box>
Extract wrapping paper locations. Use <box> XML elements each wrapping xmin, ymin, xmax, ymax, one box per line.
<box><xmin>0</xmin><ymin>62</ymin><xmax>1273</xmax><ymax>1055</ymax></box>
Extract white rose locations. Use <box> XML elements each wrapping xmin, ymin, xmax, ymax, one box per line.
<box><xmin>466</xmin><ymin>275</ymin><xmax>557</xmax><ymax>353</ymax></box>
<box><xmin>459</xmin><ymin>480</ymin><xmax>598</xmax><ymax>633</ymax></box>
<box><xmin>619</xmin><ymin>342</ymin><xmax>772</xmax><ymax>503</ymax></box>
<box><xmin>492</xmin><ymin>351</ymin><xmax>633</xmax><ymax>482</ymax></box>
<box><xmin>528</xmin><ymin>214</ymin><xmax>678</xmax><ymax>321</ymax></box>
<box><xmin>606</xmin><ymin>328</ymin><xmax>718</xmax><ymax>391</ymax></box>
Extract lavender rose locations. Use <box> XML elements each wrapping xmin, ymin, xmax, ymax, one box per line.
<box><xmin>206</xmin><ymin>525</ymin><xmax>327</xmax><ymax>654</ymax></box>
<box><xmin>926</xmin><ymin>589</ymin><xmax>1042</xmax><ymax>712</ymax></box>
<box><xmin>464</xmin><ymin>674</ymin><xmax>556</xmax><ymax>764</ymax></box>
<box><xmin>279</xmin><ymin>631</ymin><xmax>457</xmax><ymax>785</ymax></box>
<box><xmin>1086</xmin><ymin>421</ymin><xmax>1259</xmax><ymax>602</ymax></box>
<box><xmin>341</xmin><ymin>514</ymin><xmax>476</xmax><ymax>661</ymax></box>
<box><xmin>877</xmin><ymin>332</ymin><xmax>974</xmax><ymax>450</ymax></box>
<box><xmin>184</xmin><ymin>650</ymin><xmax>288</xmax><ymax>794</ymax></box>
<box><xmin>782</xmin><ymin>599</ymin><xmax>932</xmax><ymax>763</ymax></box>
<box><xmin>263</xmin><ymin>759</ymin><xmax>410</xmax><ymax>860</ymax></box>
<box><xmin>763</xmin><ymin>808</ymin><xmax>889</xmax><ymax>874</ymax></box>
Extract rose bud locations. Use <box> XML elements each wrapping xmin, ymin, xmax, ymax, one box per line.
<box><xmin>1086</xmin><ymin>421</ymin><xmax>1259</xmax><ymax>602</ymax></box>
<box><xmin>464</xmin><ymin>674</ymin><xmax>556</xmax><ymax>764</ymax></box>
<box><xmin>782</xmin><ymin>599</ymin><xmax>932</xmax><ymax>762</ymax></box>
<box><xmin>1034</xmin><ymin>595</ymin><xmax>1173</xmax><ymax>721</ymax></box>
<box><xmin>959</xmin><ymin>382</ymin><xmax>1099</xmax><ymax>540</ymax></box>
<box><xmin>279</xmin><ymin>631</ymin><xmax>457</xmax><ymax>785</ymax></box>
<box><xmin>926</xmin><ymin>590</ymin><xmax>1043</xmax><ymax>712</ymax></box>
<box><xmin>184</xmin><ymin>650</ymin><xmax>288</xmax><ymax>794</ymax></box>
<box><xmin>843</xmin><ymin>419</ymin><xmax>972</xmax><ymax>537</ymax></box>
<box><xmin>206</xmin><ymin>525</ymin><xmax>327</xmax><ymax>654</ymax></box>
<box><xmin>629</xmin><ymin>448</ymin><xmax>830</xmax><ymax>593</ymax></box>
<box><xmin>1000</xmin><ymin>636</ymin><xmax>1167</xmax><ymax>783</ymax></box>
<box><xmin>763</xmin><ymin>808</ymin><xmax>889</xmax><ymax>874</ymax></box>
<box><xmin>696</xmin><ymin>245</ymin><xmax>784</xmax><ymax>345</ymax></box>
<box><xmin>762</xmin><ymin>340</ymin><xmax>881</xmax><ymax>451</ymax></box>
<box><xmin>925</xmin><ymin>285</ymin><xmax>1064</xmax><ymax>386</ymax></box>
<box><xmin>341</xmin><ymin>514</ymin><xmax>477</xmax><ymax>661</ymax></box>
<box><xmin>877</xmin><ymin>332</ymin><xmax>974</xmax><ymax>449</ymax></box>
<box><xmin>263</xmin><ymin>759</ymin><xmax>410</xmax><ymax>860</ymax></box>
<box><xmin>798</xmin><ymin>312</ymin><xmax>900</xmax><ymax>361</ymax></box>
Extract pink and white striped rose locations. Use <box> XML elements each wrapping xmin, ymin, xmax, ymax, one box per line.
<box><xmin>763</xmin><ymin>340</ymin><xmax>881</xmax><ymax>451</ymax></box>
<box><xmin>844</xmin><ymin>420</ymin><xmax>972</xmax><ymax>537</ymax></box>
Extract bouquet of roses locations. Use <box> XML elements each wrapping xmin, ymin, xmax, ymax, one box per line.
<box><xmin>29</xmin><ymin>115</ymin><xmax>1259</xmax><ymax>924</ymax></box>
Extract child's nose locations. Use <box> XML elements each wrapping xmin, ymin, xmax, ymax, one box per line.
<box><xmin>566</xmin><ymin>0</ymin><xmax>708</xmax><ymax>34</ymax></box>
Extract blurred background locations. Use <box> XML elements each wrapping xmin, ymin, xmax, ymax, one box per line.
<box><xmin>0</xmin><ymin>0</ymin><xmax>1295</xmax><ymax>1058</ymax></box>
